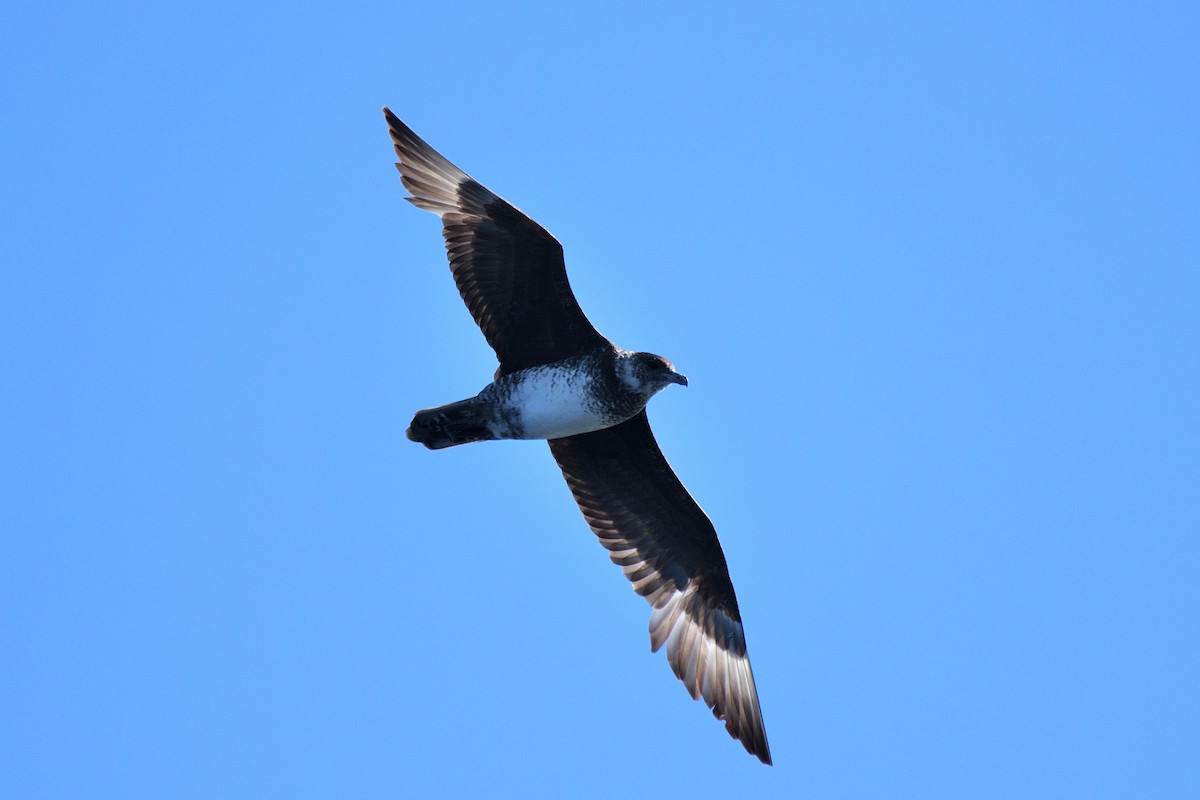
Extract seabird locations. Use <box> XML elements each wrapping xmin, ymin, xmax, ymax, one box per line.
<box><xmin>385</xmin><ymin>108</ymin><xmax>771</xmax><ymax>765</ymax></box>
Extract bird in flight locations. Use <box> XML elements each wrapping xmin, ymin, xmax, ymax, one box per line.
<box><xmin>384</xmin><ymin>108</ymin><xmax>771</xmax><ymax>764</ymax></box>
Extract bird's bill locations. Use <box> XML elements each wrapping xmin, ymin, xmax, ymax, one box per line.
<box><xmin>669</xmin><ymin>372</ymin><xmax>689</xmax><ymax>387</ymax></box>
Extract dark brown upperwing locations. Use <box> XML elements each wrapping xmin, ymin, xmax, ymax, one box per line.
<box><xmin>384</xmin><ymin>108</ymin><xmax>607</xmax><ymax>375</ymax></box>
<box><xmin>548</xmin><ymin>411</ymin><xmax>772</xmax><ymax>764</ymax></box>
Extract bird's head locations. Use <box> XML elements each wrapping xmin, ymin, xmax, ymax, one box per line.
<box><xmin>619</xmin><ymin>351</ymin><xmax>689</xmax><ymax>396</ymax></box>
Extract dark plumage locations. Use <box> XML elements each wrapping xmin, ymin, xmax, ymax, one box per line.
<box><xmin>385</xmin><ymin>108</ymin><xmax>771</xmax><ymax>764</ymax></box>
<box><xmin>385</xmin><ymin>111</ymin><xmax>605</xmax><ymax>376</ymax></box>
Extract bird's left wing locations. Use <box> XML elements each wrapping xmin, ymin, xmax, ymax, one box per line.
<box><xmin>385</xmin><ymin>108</ymin><xmax>607</xmax><ymax>375</ymax></box>
<box><xmin>548</xmin><ymin>411</ymin><xmax>772</xmax><ymax>764</ymax></box>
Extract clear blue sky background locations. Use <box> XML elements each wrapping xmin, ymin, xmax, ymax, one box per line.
<box><xmin>3</xmin><ymin>2</ymin><xmax>1197</xmax><ymax>797</ymax></box>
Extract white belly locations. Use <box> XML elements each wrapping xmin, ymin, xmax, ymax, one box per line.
<box><xmin>490</xmin><ymin>365</ymin><xmax>613</xmax><ymax>440</ymax></box>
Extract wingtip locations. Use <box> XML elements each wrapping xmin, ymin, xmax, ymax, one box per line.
<box><xmin>732</xmin><ymin>714</ymin><xmax>773</xmax><ymax>765</ymax></box>
<box><xmin>755</xmin><ymin>723</ymin><xmax>773</xmax><ymax>764</ymax></box>
<box><xmin>729</xmin><ymin>696</ymin><xmax>774</xmax><ymax>766</ymax></box>
<box><xmin>382</xmin><ymin>106</ymin><xmax>405</xmax><ymax>133</ymax></box>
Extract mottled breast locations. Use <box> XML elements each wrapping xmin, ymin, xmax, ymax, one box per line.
<box><xmin>485</xmin><ymin>360</ymin><xmax>626</xmax><ymax>441</ymax></box>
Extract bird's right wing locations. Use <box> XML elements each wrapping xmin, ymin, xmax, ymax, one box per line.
<box><xmin>548</xmin><ymin>411</ymin><xmax>772</xmax><ymax>764</ymax></box>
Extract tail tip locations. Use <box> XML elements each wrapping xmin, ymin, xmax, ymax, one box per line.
<box><xmin>406</xmin><ymin>417</ymin><xmax>456</xmax><ymax>450</ymax></box>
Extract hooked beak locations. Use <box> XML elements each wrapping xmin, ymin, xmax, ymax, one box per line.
<box><xmin>669</xmin><ymin>371</ymin><xmax>689</xmax><ymax>387</ymax></box>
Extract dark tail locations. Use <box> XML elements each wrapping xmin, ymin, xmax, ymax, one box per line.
<box><xmin>406</xmin><ymin>398</ymin><xmax>495</xmax><ymax>450</ymax></box>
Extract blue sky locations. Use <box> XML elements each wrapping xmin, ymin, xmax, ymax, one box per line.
<box><xmin>3</xmin><ymin>1</ymin><xmax>1198</xmax><ymax>797</ymax></box>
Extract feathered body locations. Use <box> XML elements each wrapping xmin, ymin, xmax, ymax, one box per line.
<box><xmin>407</xmin><ymin>347</ymin><xmax>686</xmax><ymax>448</ymax></box>
<box><xmin>386</xmin><ymin>108</ymin><xmax>771</xmax><ymax>764</ymax></box>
